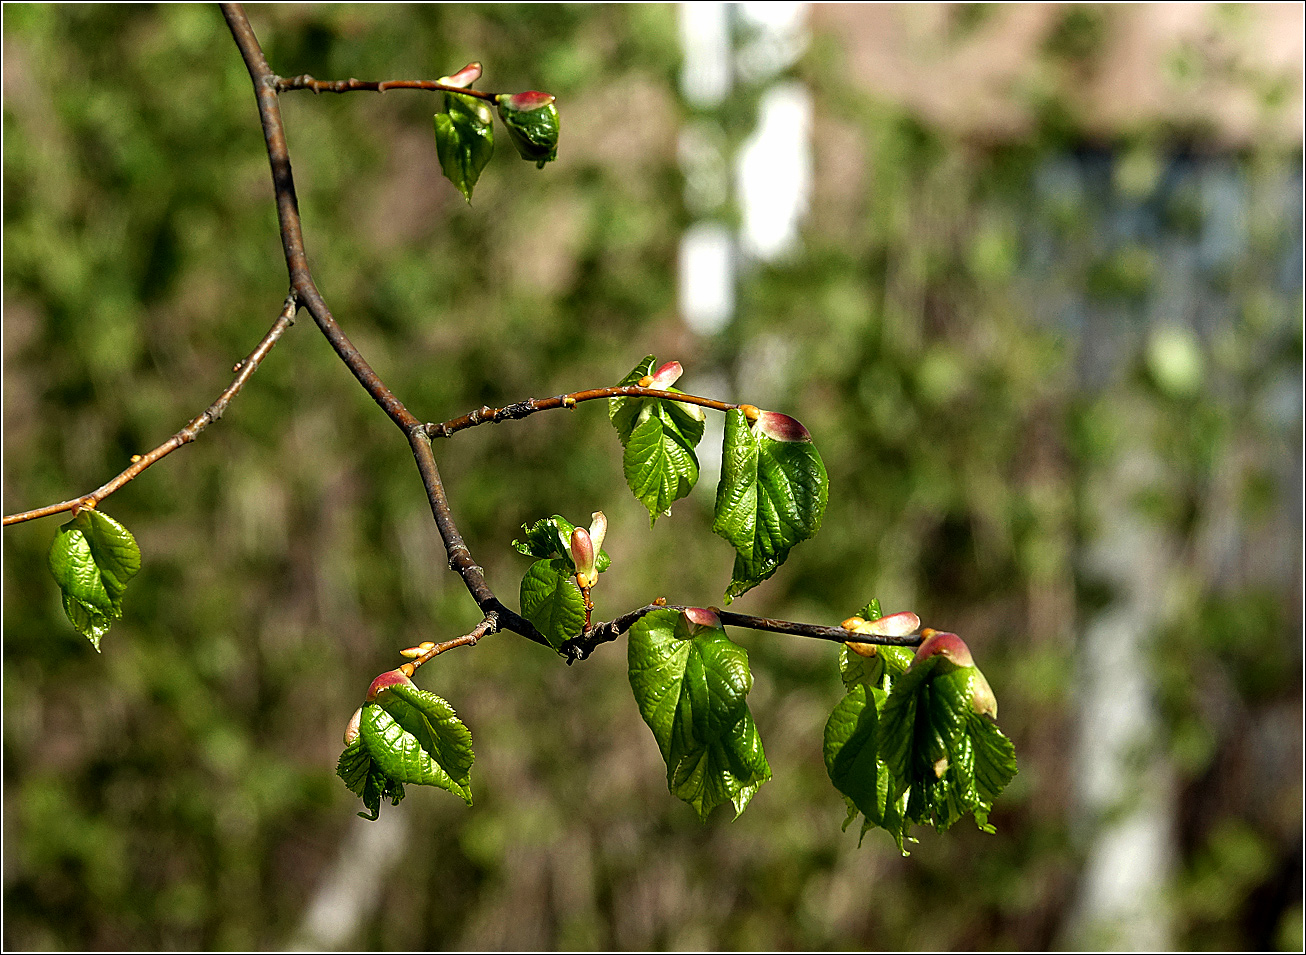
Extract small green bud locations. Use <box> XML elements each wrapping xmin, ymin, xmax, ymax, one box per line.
<box><xmin>496</xmin><ymin>91</ymin><xmax>559</xmax><ymax>168</ymax></box>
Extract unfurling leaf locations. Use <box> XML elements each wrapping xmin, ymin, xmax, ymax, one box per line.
<box><xmin>512</xmin><ymin>514</ymin><xmax>611</xmax><ymax>573</ymax></box>
<box><xmin>337</xmin><ymin>737</ymin><xmax>405</xmax><ymax>821</ymax></box>
<box><xmin>434</xmin><ymin>97</ymin><xmax>494</xmax><ymax>202</ymax></box>
<box><xmin>434</xmin><ymin>63</ymin><xmax>494</xmax><ymax>202</ymax></box>
<box><xmin>47</xmin><ymin>508</ymin><xmax>141</xmax><ymax>650</ymax></box>
<box><xmin>628</xmin><ymin>608</ymin><xmax>770</xmax><ymax>821</ymax></box>
<box><xmin>877</xmin><ymin>634</ymin><xmax>1016</xmax><ymax>835</ymax></box>
<box><xmin>519</xmin><ymin>558</ymin><xmax>585</xmax><ymax>650</ymax></box>
<box><xmin>496</xmin><ymin>91</ymin><xmax>559</xmax><ymax>168</ymax></box>
<box><xmin>609</xmin><ymin>356</ymin><xmax>705</xmax><ymax>525</ymax></box>
<box><xmin>712</xmin><ymin>408</ymin><xmax>828</xmax><ymax>602</ymax></box>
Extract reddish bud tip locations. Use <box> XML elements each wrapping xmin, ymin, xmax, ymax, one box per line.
<box><xmin>499</xmin><ymin>90</ymin><xmax>555</xmax><ymax>112</ymax></box>
<box><xmin>756</xmin><ymin>410</ymin><xmax>812</xmax><ymax>443</ymax></box>
<box><xmin>571</xmin><ymin>527</ymin><xmax>596</xmax><ymax>581</ymax></box>
<box><xmin>366</xmin><ymin>668</ymin><xmax>416</xmax><ymax>702</ymax></box>
<box><xmin>911</xmin><ymin>630</ymin><xmax>975</xmax><ymax>670</ymax></box>
<box><xmin>844</xmin><ymin>610</ymin><xmax>920</xmax><ymax>656</ymax></box>
<box><xmin>863</xmin><ymin>611</ymin><xmax>921</xmax><ymax>637</ymax></box>
<box><xmin>439</xmin><ymin>62</ymin><xmax>482</xmax><ymax>88</ymax></box>
<box><xmin>648</xmin><ymin>361</ymin><xmax>683</xmax><ymax>389</ymax></box>
<box><xmin>684</xmin><ymin>607</ymin><xmax>722</xmax><ymax>634</ymax></box>
<box><xmin>344</xmin><ymin>706</ymin><xmax>363</xmax><ymax>745</ymax></box>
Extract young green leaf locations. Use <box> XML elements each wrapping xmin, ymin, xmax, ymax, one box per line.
<box><xmin>877</xmin><ymin>651</ymin><xmax>1016</xmax><ymax>834</ymax></box>
<box><xmin>627</xmin><ymin>608</ymin><xmax>771</xmax><ymax>820</ymax></box>
<box><xmin>608</xmin><ymin>356</ymin><xmax>706</xmax><ymax>525</ymax></box>
<box><xmin>337</xmin><ymin>737</ymin><xmax>406</xmax><ymax>820</ymax></box>
<box><xmin>434</xmin><ymin>91</ymin><xmax>494</xmax><ymax>203</ymax></box>
<box><xmin>47</xmin><ymin>508</ymin><xmax>141</xmax><ymax>650</ymax></box>
<box><xmin>512</xmin><ymin>514</ymin><xmax>610</xmax><ymax>572</ymax></box>
<box><xmin>496</xmin><ymin>91</ymin><xmax>559</xmax><ymax>168</ymax></box>
<box><xmin>519</xmin><ymin>558</ymin><xmax>586</xmax><ymax>649</ymax></box>
<box><xmin>823</xmin><ymin>684</ymin><xmax>913</xmax><ymax>853</ymax></box>
<box><xmin>712</xmin><ymin>409</ymin><xmax>828</xmax><ymax>602</ymax></box>
<box><xmin>359</xmin><ymin>683</ymin><xmax>475</xmax><ymax>806</ymax></box>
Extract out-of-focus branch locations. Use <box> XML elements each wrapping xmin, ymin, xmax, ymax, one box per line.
<box><xmin>2</xmin><ymin>294</ymin><xmax>299</xmax><ymax>526</ymax></box>
<box><xmin>276</xmin><ymin>74</ymin><xmax>498</xmax><ymax>101</ymax></box>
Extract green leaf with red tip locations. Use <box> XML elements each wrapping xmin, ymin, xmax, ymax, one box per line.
<box><xmin>627</xmin><ymin>609</ymin><xmax>771</xmax><ymax>821</ymax></box>
<box><xmin>712</xmin><ymin>408</ymin><xmax>828</xmax><ymax>602</ymax></box>
<box><xmin>47</xmin><ymin>508</ymin><xmax>141</xmax><ymax>650</ymax></box>
<box><xmin>519</xmin><ymin>558</ymin><xmax>585</xmax><ymax>650</ymax></box>
<box><xmin>609</xmin><ymin>356</ymin><xmax>705</xmax><ymax>525</ymax></box>
<box><xmin>434</xmin><ymin>91</ymin><xmax>494</xmax><ymax>203</ymax></box>
<box><xmin>337</xmin><ymin>737</ymin><xmax>405</xmax><ymax>820</ymax></box>
<box><xmin>496</xmin><ymin>91</ymin><xmax>559</xmax><ymax>167</ymax></box>
<box><xmin>877</xmin><ymin>655</ymin><xmax>1016</xmax><ymax>834</ymax></box>
<box><xmin>358</xmin><ymin>683</ymin><xmax>474</xmax><ymax>806</ymax></box>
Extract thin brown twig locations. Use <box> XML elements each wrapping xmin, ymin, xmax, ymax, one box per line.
<box><xmin>277</xmin><ymin>75</ymin><xmax>499</xmax><ymax>102</ymax></box>
<box><xmin>402</xmin><ymin>614</ymin><xmax>499</xmax><ymax>674</ymax></box>
<box><xmin>560</xmin><ymin>603</ymin><xmax>925</xmax><ymax>663</ymax></box>
<box><xmin>424</xmin><ymin>386</ymin><xmax>740</xmax><ymax>439</ymax></box>
<box><xmin>3</xmin><ymin>293</ymin><xmax>299</xmax><ymax>526</ymax></box>
<box><xmin>220</xmin><ymin>3</ymin><xmax>547</xmax><ymax>647</ymax></box>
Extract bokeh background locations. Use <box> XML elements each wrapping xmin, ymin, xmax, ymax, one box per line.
<box><xmin>3</xmin><ymin>4</ymin><xmax>1301</xmax><ymax>950</ymax></box>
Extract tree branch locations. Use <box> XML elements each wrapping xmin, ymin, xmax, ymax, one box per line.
<box><xmin>220</xmin><ymin>3</ymin><xmax>547</xmax><ymax>647</ymax></box>
<box><xmin>561</xmin><ymin>603</ymin><xmax>925</xmax><ymax>662</ymax></box>
<box><xmin>3</xmin><ymin>293</ymin><xmax>299</xmax><ymax>526</ymax></box>
<box><xmin>425</xmin><ymin>386</ymin><xmax>741</xmax><ymax>439</ymax></box>
<box><xmin>276</xmin><ymin>74</ymin><xmax>499</xmax><ymax>101</ymax></box>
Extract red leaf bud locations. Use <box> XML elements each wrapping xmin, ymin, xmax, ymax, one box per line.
<box><xmin>571</xmin><ymin>526</ymin><xmax>596</xmax><ymax>583</ymax></box>
<box><xmin>366</xmin><ymin>667</ymin><xmax>416</xmax><ymax>702</ymax></box>
<box><xmin>911</xmin><ymin>630</ymin><xmax>975</xmax><ymax>669</ymax></box>
<box><xmin>647</xmin><ymin>361</ymin><xmax>683</xmax><ymax>390</ymax></box>
<box><xmin>439</xmin><ymin>62</ymin><xmax>482</xmax><ymax>89</ymax></box>
<box><xmin>756</xmin><ymin>410</ymin><xmax>812</xmax><ymax>443</ymax></box>
<box><xmin>498</xmin><ymin>90</ymin><xmax>555</xmax><ymax>112</ymax></box>
<box><xmin>843</xmin><ymin>610</ymin><xmax>921</xmax><ymax>657</ymax></box>
<box><xmin>684</xmin><ymin>607</ymin><xmax>722</xmax><ymax>634</ymax></box>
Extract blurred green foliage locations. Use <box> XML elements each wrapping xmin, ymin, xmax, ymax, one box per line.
<box><xmin>3</xmin><ymin>4</ymin><xmax>1300</xmax><ymax>950</ymax></box>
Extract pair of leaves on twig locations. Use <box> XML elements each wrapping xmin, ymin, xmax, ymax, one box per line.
<box><xmin>609</xmin><ymin>356</ymin><xmax>829</xmax><ymax>603</ymax></box>
<box><xmin>822</xmin><ymin>601</ymin><xmax>1018</xmax><ymax>853</ymax></box>
<box><xmin>433</xmin><ymin>64</ymin><xmax>560</xmax><ymax>203</ymax></box>
<box><xmin>47</xmin><ymin>508</ymin><xmax>141</xmax><ymax>650</ymax></box>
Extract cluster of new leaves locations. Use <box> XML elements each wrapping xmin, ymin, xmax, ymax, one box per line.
<box><xmin>17</xmin><ymin>44</ymin><xmax>1018</xmax><ymax>843</ymax></box>
<box><xmin>431</xmin><ymin>62</ymin><xmax>560</xmax><ymax>202</ymax></box>
<box><xmin>513</xmin><ymin>513</ymin><xmax>610</xmax><ymax>649</ymax></box>
<box><xmin>609</xmin><ymin>356</ymin><xmax>830</xmax><ymax>603</ymax></box>
<box><xmin>338</xmin><ymin>672</ymin><xmax>475</xmax><ymax>819</ymax></box>
<box><xmin>823</xmin><ymin>600</ymin><xmax>1018</xmax><ymax>853</ymax></box>
<box><xmin>47</xmin><ymin>508</ymin><xmax>141</xmax><ymax>651</ymax></box>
